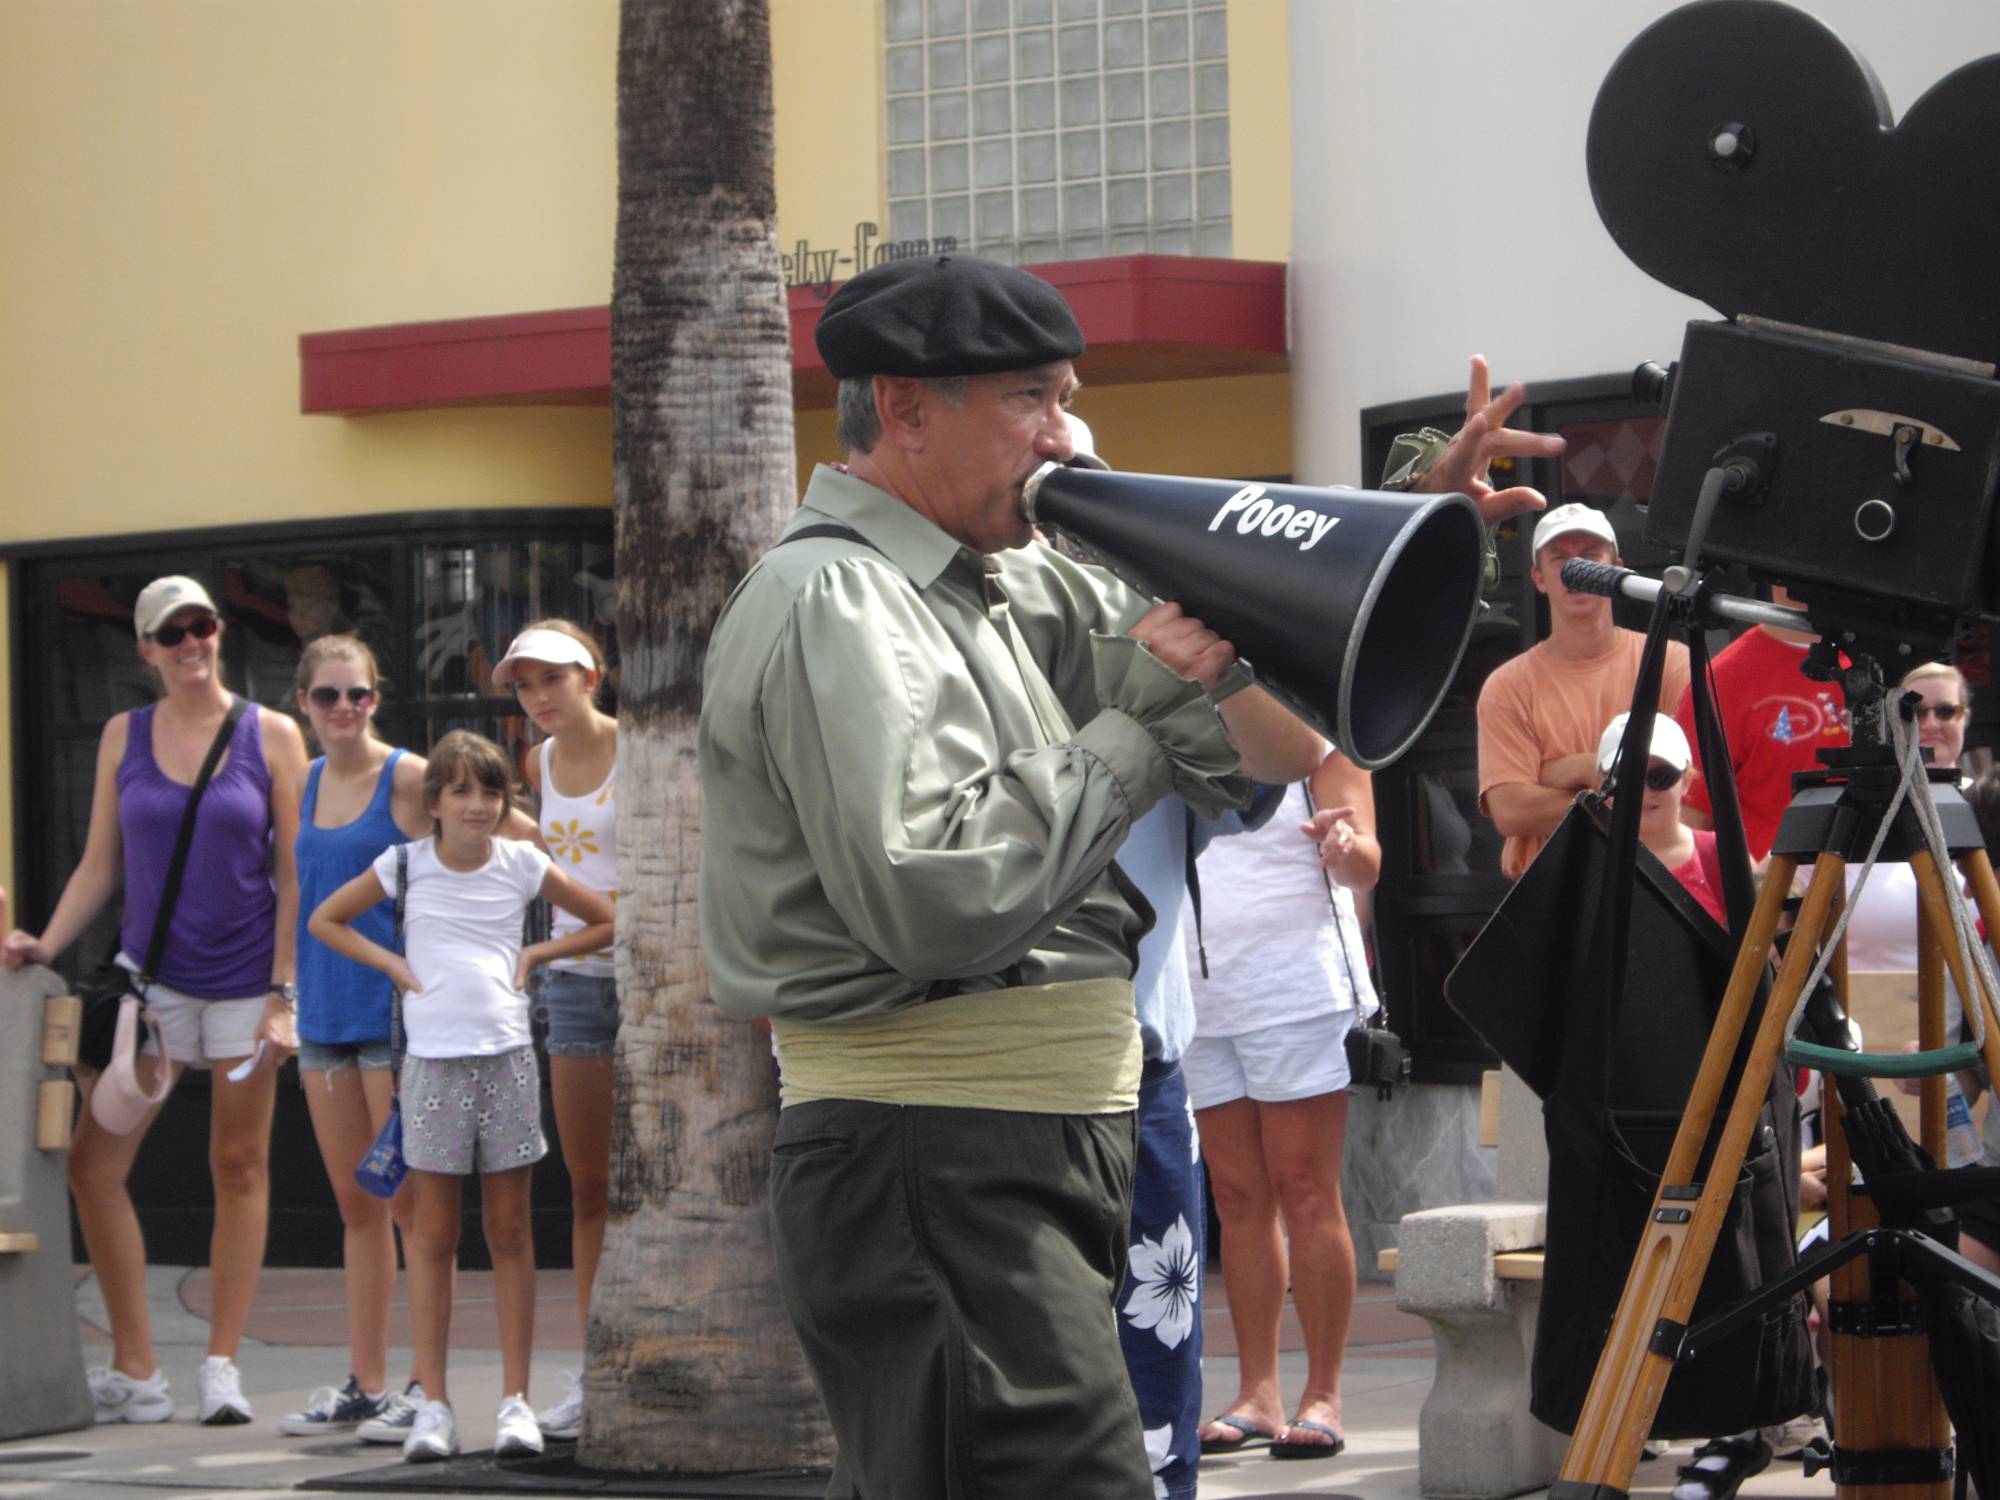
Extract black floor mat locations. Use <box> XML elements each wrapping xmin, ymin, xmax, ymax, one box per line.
<box><xmin>308</xmin><ymin>1448</ymin><xmax>829</xmax><ymax>1497</ymax></box>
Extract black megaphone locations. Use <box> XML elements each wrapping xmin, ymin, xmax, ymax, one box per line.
<box><xmin>1023</xmin><ymin>465</ymin><xmax>1485</xmax><ymax>769</ymax></box>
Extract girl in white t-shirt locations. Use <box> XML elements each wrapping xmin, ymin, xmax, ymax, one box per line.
<box><xmin>310</xmin><ymin>732</ymin><xmax>613</xmax><ymax>1466</ymax></box>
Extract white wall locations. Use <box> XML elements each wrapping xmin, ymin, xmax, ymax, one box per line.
<box><xmin>1290</xmin><ymin>0</ymin><xmax>2000</xmax><ymax>485</ymax></box>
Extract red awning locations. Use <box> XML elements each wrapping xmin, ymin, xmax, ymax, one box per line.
<box><xmin>300</xmin><ymin>255</ymin><xmax>1286</xmax><ymax>415</ymax></box>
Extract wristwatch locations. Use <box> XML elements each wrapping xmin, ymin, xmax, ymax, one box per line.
<box><xmin>269</xmin><ymin>982</ymin><xmax>298</xmax><ymax>1007</ymax></box>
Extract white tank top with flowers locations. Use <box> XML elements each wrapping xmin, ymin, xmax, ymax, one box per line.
<box><xmin>540</xmin><ymin>736</ymin><xmax>617</xmax><ymax>978</ymax></box>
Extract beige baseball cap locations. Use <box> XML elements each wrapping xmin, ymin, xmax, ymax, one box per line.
<box><xmin>1531</xmin><ymin>503</ymin><xmax>1619</xmax><ymax>558</ymax></box>
<box><xmin>133</xmin><ymin>576</ymin><xmax>218</xmax><ymax>639</ymax></box>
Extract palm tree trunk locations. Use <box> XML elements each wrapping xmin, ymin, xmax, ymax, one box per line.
<box><xmin>586</xmin><ymin>0</ymin><xmax>832</xmax><ymax>1471</ymax></box>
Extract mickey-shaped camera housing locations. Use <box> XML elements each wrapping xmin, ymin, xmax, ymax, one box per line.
<box><xmin>1592</xmin><ymin>0</ymin><xmax>2000</xmax><ymax>653</ymax></box>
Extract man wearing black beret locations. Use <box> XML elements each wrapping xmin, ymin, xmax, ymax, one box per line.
<box><xmin>699</xmin><ymin>254</ymin><xmax>1553</xmax><ymax>1494</ymax></box>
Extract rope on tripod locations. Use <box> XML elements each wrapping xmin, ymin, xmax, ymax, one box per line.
<box><xmin>1782</xmin><ymin>712</ymin><xmax>1992</xmax><ymax>1060</ymax></box>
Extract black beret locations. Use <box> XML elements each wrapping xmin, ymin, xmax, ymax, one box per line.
<box><xmin>815</xmin><ymin>254</ymin><xmax>1085</xmax><ymax>379</ymax></box>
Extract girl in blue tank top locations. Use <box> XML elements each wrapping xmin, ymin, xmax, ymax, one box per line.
<box><xmin>283</xmin><ymin>636</ymin><xmax>434</xmax><ymax>1439</ymax></box>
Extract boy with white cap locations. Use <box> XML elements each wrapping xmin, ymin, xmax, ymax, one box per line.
<box><xmin>1477</xmin><ymin>503</ymin><xmax>1691</xmax><ymax>879</ymax></box>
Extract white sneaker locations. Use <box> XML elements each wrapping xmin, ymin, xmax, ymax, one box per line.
<box><xmin>494</xmin><ymin>1393</ymin><xmax>544</xmax><ymax>1458</ymax></box>
<box><xmin>535</xmin><ymin>1370</ymin><xmax>583</xmax><ymax>1442</ymax></box>
<box><xmin>356</xmin><ymin>1381</ymin><xmax>426</xmax><ymax>1443</ymax></box>
<box><xmin>196</xmin><ymin>1355</ymin><xmax>252</xmax><ymax>1426</ymax></box>
<box><xmin>88</xmin><ymin>1365</ymin><xmax>174</xmax><ymax>1425</ymax></box>
<box><xmin>402</xmin><ymin>1400</ymin><xmax>458</xmax><ymax>1463</ymax></box>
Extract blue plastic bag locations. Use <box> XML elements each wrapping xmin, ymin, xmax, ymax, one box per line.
<box><xmin>354</xmin><ymin>1102</ymin><xmax>407</xmax><ymax>1199</ymax></box>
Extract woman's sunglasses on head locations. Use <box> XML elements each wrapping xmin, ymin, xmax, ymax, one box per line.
<box><xmin>151</xmin><ymin>614</ymin><xmax>218</xmax><ymax>647</ymax></box>
<box><xmin>307</xmin><ymin>686</ymin><xmax>378</xmax><ymax>708</ymax></box>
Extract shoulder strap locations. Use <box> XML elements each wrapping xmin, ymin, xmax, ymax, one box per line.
<box><xmin>390</xmin><ymin>844</ymin><xmax>408</xmax><ymax>1076</ymax></box>
<box><xmin>772</xmin><ymin>522</ymin><xmax>882</xmax><ymax>551</ymax></box>
<box><xmin>1183</xmin><ymin>804</ymin><xmax>1208</xmax><ymax>979</ymax></box>
<box><xmin>138</xmin><ymin>696</ymin><xmax>249</xmax><ymax>982</ymax></box>
<box><xmin>1303</xmin><ymin>779</ymin><xmax>1372</xmax><ymax>1024</ymax></box>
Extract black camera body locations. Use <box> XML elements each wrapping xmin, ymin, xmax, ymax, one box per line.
<box><xmin>1644</xmin><ymin>319</ymin><xmax>2000</xmax><ymax>653</ymax></box>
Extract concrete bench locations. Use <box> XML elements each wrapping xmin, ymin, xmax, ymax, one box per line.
<box><xmin>0</xmin><ymin>965</ymin><xmax>95</xmax><ymax>1439</ymax></box>
<box><xmin>1383</xmin><ymin>1068</ymin><xmax>1563</xmax><ymax>1500</ymax></box>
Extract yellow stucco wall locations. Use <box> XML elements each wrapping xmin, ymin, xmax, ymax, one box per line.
<box><xmin>1226</xmin><ymin>0</ymin><xmax>1291</xmax><ymax>262</ymax></box>
<box><xmin>0</xmin><ymin>0</ymin><xmax>1287</xmax><ymax>542</ymax></box>
<box><xmin>0</xmin><ymin>0</ymin><xmax>898</xmax><ymax>553</ymax></box>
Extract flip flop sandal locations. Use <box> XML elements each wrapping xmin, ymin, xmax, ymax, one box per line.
<box><xmin>1198</xmin><ymin>1413</ymin><xmax>1276</xmax><ymax>1454</ymax></box>
<box><xmin>1670</xmin><ymin>1432</ymin><xmax>1774</xmax><ymax>1500</ymax></box>
<box><xmin>1270</xmin><ymin>1419</ymin><xmax>1346</xmax><ymax>1460</ymax></box>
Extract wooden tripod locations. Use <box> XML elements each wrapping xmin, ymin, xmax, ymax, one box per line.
<box><xmin>1549</xmin><ymin>750</ymin><xmax>2000</xmax><ymax>1500</ymax></box>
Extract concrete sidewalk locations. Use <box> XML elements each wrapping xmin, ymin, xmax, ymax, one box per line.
<box><xmin>0</xmin><ymin>1266</ymin><xmax>1838</xmax><ymax>1499</ymax></box>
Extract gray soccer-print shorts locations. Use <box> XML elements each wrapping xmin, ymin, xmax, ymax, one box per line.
<box><xmin>400</xmin><ymin>1046</ymin><xmax>547</xmax><ymax>1175</ymax></box>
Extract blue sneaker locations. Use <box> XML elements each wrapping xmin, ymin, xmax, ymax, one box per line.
<box><xmin>356</xmin><ymin>1382</ymin><xmax>426</xmax><ymax>1444</ymax></box>
<box><xmin>279</xmin><ymin>1375</ymin><xmax>384</xmax><ymax>1436</ymax></box>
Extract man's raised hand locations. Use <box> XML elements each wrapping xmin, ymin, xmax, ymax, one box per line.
<box><xmin>1417</xmin><ymin>354</ymin><xmax>1566</xmax><ymax>527</ymax></box>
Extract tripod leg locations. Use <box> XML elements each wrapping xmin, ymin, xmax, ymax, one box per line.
<box><xmin>1949</xmin><ymin>849</ymin><xmax>2000</xmax><ymax>1099</ymax></box>
<box><xmin>1553</xmin><ymin>855</ymin><xmax>1809</xmax><ymax>1496</ymax></box>
<box><xmin>1823</xmin><ymin>1091</ymin><xmax>1952</xmax><ymax>1500</ymax></box>
<box><xmin>1822</xmin><ymin>848</ymin><xmax>1964</xmax><ymax>1500</ymax></box>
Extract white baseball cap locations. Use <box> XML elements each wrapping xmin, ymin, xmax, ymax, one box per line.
<box><xmin>1597</xmin><ymin>711</ymin><xmax>1693</xmax><ymax>776</ymax></box>
<box><xmin>1532</xmin><ymin>502</ymin><xmax>1619</xmax><ymax>558</ymax></box>
<box><xmin>492</xmin><ymin>627</ymin><xmax>601</xmax><ymax>687</ymax></box>
<box><xmin>133</xmin><ymin>576</ymin><xmax>218</xmax><ymax>639</ymax></box>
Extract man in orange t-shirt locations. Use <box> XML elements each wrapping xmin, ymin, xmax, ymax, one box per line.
<box><xmin>1476</xmin><ymin>504</ymin><xmax>1690</xmax><ymax>879</ymax></box>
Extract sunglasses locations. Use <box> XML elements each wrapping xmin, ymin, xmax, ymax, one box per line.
<box><xmin>1914</xmin><ymin>702</ymin><xmax>1964</xmax><ymax>723</ymax></box>
<box><xmin>1643</xmin><ymin>760</ymin><xmax>1686</xmax><ymax>791</ymax></box>
<box><xmin>1609</xmin><ymin>759</ymin><xmax>1685</xmax><ymax>792</ymax></box>
<box><xmin>151</xmin><ymin>615</ymin><xmax>218</xmax><ymax>647</ymax></box>
<box><xmin>307</xmin><ymin>685</ymin><xmax>377</xmax><ymax>709</ymax></box>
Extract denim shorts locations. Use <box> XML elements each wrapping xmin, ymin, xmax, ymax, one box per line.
<box><xmin>538</xmin><ymin>970</ymin><xmax>620</xmax><ymax>1058</ymax></box>
<box><xmin>297</xmin><ymin>1038</ymin><xmax>396</xmax><ymax>1075</ymax></box>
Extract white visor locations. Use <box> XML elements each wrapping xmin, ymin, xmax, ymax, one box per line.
<box><xmin>492</xmin><ymin>628</ymin><xmax>599</xmax><ymax>687</ymax></box>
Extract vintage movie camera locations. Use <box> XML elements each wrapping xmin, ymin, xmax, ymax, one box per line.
<box><xmin>1588</xmin><ymin>0</ymin><xmax>2000</xmax><ymax>657</ymax></box>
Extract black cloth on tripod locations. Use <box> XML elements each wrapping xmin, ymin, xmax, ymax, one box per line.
<box><xmin>1447</xmin><ymin>604</ymin><xmax>1816</xmax><ymax>1438</ymax></box>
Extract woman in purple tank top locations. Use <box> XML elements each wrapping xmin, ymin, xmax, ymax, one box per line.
<box><xmin>2</xmin><ymin>576</ymin><xmax>309</xmax><ymax>1429</ymax></box>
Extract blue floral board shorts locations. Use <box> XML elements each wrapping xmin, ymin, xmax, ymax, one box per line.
<box><xmin>538</xmin><ymin>970</ymin><xmax>620</xmax><ymax>1058</ymax></box>
<box><xmin>400</xmin><ymin>1047</ymin><xmax>548</xmax><ymax>1175</ymax></box>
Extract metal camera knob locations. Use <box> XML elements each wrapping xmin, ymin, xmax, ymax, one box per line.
<box><xmin>1853</xmin><ymin>498</ymin><xmax>1897</xmax><ymax>543</ymax></box>
<box><xmin>1706</xmin><ymin>120</ymin><xmax>1755</xmax><ymax>170</ymax></box>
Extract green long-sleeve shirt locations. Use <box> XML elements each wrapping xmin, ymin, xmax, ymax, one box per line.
<box><xmin>698</xmin><ymin>464</ymin><xmax>1250</xmax><ymax>1024</ymax></box>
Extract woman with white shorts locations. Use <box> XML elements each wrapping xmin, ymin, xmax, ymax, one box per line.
<box><xmin>3</xmin><ymin>576</ymin><xmax>308</xmax><ymax>1426</ymax></box>
<box><xmin>1187</xmin><ymin>749</ymin><xmax>1378</xmax><ymax>1461</ymax></box>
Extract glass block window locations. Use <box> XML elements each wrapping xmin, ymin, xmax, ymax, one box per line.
<box><xmin>884</xmin><ymin>0</ymin><xmax>1231</xmax><ymax>264</ymax></box>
